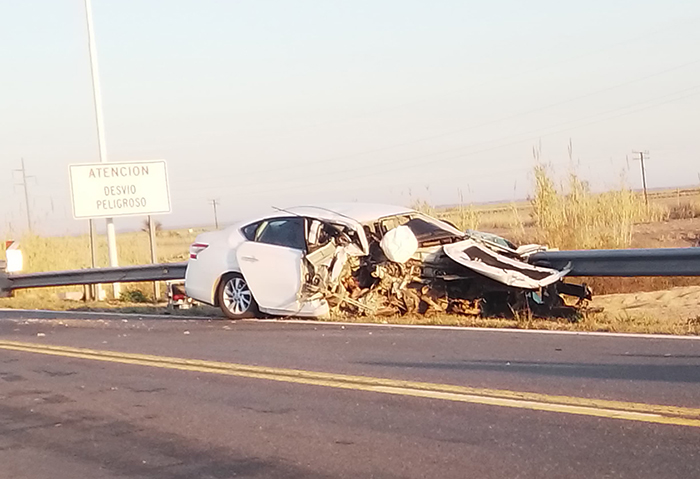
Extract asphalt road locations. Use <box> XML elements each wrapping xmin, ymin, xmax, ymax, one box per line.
<box><xmin>1</xmin><ymin>311</ymin><xmax>699</xmax><ymax>478</ymax></box>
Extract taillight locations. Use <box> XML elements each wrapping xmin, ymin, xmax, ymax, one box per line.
<box><xmin>189</xmin><ymin>242</ymin><xmax>209</xmax><ymax>259</ymax></box>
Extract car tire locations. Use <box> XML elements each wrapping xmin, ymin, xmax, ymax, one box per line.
<box><xmin>217</xmin><ymin>273</ymin><xmax>259</xmax><ymax>319</ymax></box>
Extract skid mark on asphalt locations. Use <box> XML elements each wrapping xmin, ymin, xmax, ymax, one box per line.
<box><xmin>0</xmin><ymin>372</ymin><xmax>25</xmax><ymax>382</ymax></box>
<box><xmin>2</xmin><ymin>340</ymin><xmax>700</xmax><ymax>428</ymax></box>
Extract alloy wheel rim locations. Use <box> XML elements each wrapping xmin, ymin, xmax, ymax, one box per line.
<box><xmin>223</xmin><ymin>277</ymin><xmax>252</xmax><ymax>315</ymax></box>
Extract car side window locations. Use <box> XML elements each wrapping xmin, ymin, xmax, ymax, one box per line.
<box><xmin>255</xmin><ymin>217</ymin><xmax>306</xmax><ymax>250</ymax></box>
<box><xmin>241</xmin><ymin>222</ymin><xmax>260</xmax><ymax>241</ymax></box>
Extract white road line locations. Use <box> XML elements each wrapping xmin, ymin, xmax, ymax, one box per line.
<box><xmin>256</xmin><ymin>318</ymin><xmax>700</xmax><ymax>340</ymax></box>
<box><xmin>2</xmin><ymin>308</ymin><xmax>699</xmax><ymax>340</ymax></box>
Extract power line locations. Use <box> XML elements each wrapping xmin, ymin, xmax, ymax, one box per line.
<box><xmin>331</xmin><ymin>89</ymin><xmax>697</xmax><ymax>196</ymax></box>
<box><xmin>221</xmin><ymin>15</ymin><xmax>700</xmax><ymax>145</ymax></box>
<box><xmin>183</xmin><ymin>83</ymin><xmax>700</xmax><ymax>200</ymax></box>
<box><xmin>175</xmin><ymin>56</ymin><xmax>700</xmax><ymax>195</ymax></box>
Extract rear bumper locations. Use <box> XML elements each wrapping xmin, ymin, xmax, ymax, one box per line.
<box><xmin>184</xmin><ymin>263</ymin><xmax>218</xmax><ymax>306</ymax></box>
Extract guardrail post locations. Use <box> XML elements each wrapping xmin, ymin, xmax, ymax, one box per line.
<box><xmin>0</xmin><ymin>270</ymin><xmax>13</xmax><ymax>298</ymax></box>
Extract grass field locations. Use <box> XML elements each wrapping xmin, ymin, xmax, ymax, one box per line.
<box><xmin>10</xmin><ymin>228</ymin><xmax>202</xmax><ymax>274</ymax></box>
<box><xmin>0</xmin><ymin>228</ymin><xmax>204</xmax><ymax>302</ymax></box>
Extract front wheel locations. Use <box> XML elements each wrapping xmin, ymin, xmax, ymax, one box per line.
<box><xmin>217</xmin><ymin>273</ymin><xmax>259</xmax><ymax>319</ymax></box>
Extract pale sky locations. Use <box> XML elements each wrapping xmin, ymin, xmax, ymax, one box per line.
<box><xmin>1</xmin><ymin>0</ymin><xmax>699</xmax><ymax>236</ymax></box>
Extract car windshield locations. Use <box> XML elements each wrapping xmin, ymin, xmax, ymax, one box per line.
<box><xmin>374</xmin><ymin>212</ymin><xmax>464</xmax><ymax>246</ymax></box>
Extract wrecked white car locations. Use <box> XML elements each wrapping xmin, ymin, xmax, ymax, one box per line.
<box><xmin>185</xmin><ymin>203</ymin><xmax>590</xmax><ymax>320</ymax></box>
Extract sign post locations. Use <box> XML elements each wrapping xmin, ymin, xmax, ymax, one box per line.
<box><xmin>69</xmin><ymin>160</ymin><xmax>171</xmax><ymax>299</ymax></box>
<box><xmin>148</xmin><ymin>215</ymin><xmax>159</xmax><ymax>302</ymax></box>
<box><xmin>88</xmin><ymin>219</ymin><xmax>101</xmax><ymax>301</ymax></box>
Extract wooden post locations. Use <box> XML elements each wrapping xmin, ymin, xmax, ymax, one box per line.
<box><xmin>639</xmin><ymin>151</ymin><xmax>649</xmax><ymax>208</ymax></box>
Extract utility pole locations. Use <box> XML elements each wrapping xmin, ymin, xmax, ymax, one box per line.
<box><xmin>633</xmin><ymin>150</ymin><xmax>650</xmax><ymax>207</ymax></box>
<box><xmin>209</xmin><ymin>199</ymin><xmax>220</xmax><ymax>229</ymax></box>
<box><xmin>14</xmin><ymin>158</ymin><xmax>34</xmax><ymax>232</ymax></box>
<box><xmin>84</xmin><ymin>0</ymin><xmax>120</xmax><ymax>297</ymax></box>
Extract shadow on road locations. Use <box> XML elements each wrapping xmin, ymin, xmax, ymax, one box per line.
<box><xmin>359</xmin><ymin>359</ymin><xmax>700</xmax><ymax>383</ymax></box>
<box><xmin>0</xmin><ymin>403</ymin><xmax>329</xmax><ymax>479</ymax></box>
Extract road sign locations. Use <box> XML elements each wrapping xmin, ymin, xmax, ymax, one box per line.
<box><xmin>4</xmin><ymin>241</ymin><xmax>23</xmax><ymax>273</ymax></box>
<box><xmin>69</xmin><ymin>160</ymin><xmax>171</xmax><ymax>219</ymax></box>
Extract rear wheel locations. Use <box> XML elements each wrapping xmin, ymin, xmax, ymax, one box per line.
<box><xmin>217</xmin><ymin>273</ymin><xmax>259</xmax><ymax>319</ymax></box>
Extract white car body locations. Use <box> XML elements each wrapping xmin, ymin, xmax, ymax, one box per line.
<box><xmin>185</xmin><ymin>202</ymin><xmax>578</xmax><ymax>319</ymax></box>
<box><xmin>185</xmin><ymin>203</ymin><xmax>414</xmax><ymax>318</ymax></box>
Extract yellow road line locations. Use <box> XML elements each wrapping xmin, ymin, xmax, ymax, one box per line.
<box><xmin>2</xmin><ymin>339</ymin><xmax>700</xmax><ymax>428</ymax></box>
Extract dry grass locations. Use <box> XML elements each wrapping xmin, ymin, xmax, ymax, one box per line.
<box><xmin>410</xmin><ymin>198</ymin><xmax>437</xmax><ymax>218</ymax></box>
<box><xmin>9</xmin><ymin>229</ymin><xmax>199</xmax><ymax>274</ymax></box>
<box><xmin>577</xmin><ymin>276</ymin><xmax>700</xmax><ymax>296</ymax></box>
<box><xmin>439</xmin><ymin>202</ymin><xmax>532</xmax><ymax>231</ymax></box>
<box><xmin>0</xmin><ymin>295</ymin><xmax>220</xmax><ymax>317</ymax></box>
<box><xmin>441</xmin><ymin>165</ymin><xmax>670</xmax><ymax>251</ymax></box>
<box><xmin>668</xmin><ymin>202</ymin><xmax>700</xmax><ymax>220</ymax></box>
<box><xmin>439</xmin><ymin>176</ymin><xmax>700</xmax><ymax>249</ymax></box>
<box><xmin>436</xmin><ymin>165</ymin><xmax>700</xmax><ymax>297</ymax></box>
<box><xmin>529</xmin><ymin>165</ymin><xmax>667</xmax><ymax>250</ymax></box>
<box><xmin>1</xmin><ymin>228</ymin><xmax>203</xmax><ymax>302</ymax></box>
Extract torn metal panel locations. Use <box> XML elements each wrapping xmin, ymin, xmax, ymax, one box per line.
<box><xmin>287</xmin><ymin>207</ymin><xmax>370</xmax><ymax>256</ymax></box>
<box><xmin>443</xmin><ymin>240</ymin><xmax>571</xmax><ymax>289</ymax></box>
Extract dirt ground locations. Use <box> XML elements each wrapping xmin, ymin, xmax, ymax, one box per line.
<box><xmin>591</xmin><ymin>286</ymin><xmax>700</xmax><ymax>322</ymax></box>
<box><xmin>486</xmin><ymin>217</ymin><xmax>700</xmax><ymax>250</ymax></box>
<box><xmin>631</xmin><ymin>217</ymin><xmax>700</xmax><ymax>248</ymax></box>
<box><xmin>579</xmin><ymin>218</ymin><xmax>700</xmax><ymax>321</ymax></box>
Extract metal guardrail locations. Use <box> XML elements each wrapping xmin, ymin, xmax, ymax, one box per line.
<box><xmin>2</xmin><ymin>247</ymin><xmax>700</xmax><ymax>298</ymax></box>
<box><xmin>0</xmin><ymin>262</ymin><xmax>187</xmax><ymax>297</ymax></box>
<box><xmin>529</xmin><ymin>248</ymin><xmax>700</xmax><ymax>277</ymax></box>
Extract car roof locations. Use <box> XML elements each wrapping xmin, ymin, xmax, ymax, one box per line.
<box><xmin>225</xmin><ymin>203</ymin><xmax>465</xmax><ymax>240</ymax></box>
<box><xmin>285</xmin><ymin>203</ymin><xmax>414</xmax><ymax>223</ymax></box>
<box><xmin>227</xmin><ymin>203</ymin><xmax>416</xmax><ymax>232</ymax></box>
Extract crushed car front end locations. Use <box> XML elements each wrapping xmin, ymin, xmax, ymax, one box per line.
<box><xmin>297</xmin><ymin>205</ymin><xmax>591</xmax><ymax>319</ymax></box>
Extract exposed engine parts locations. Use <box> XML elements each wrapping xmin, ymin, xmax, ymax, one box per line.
<box><xmin>302</xmin><ymin>212</ymin><xmax>592</xmax><ymax>320</ymax></box>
